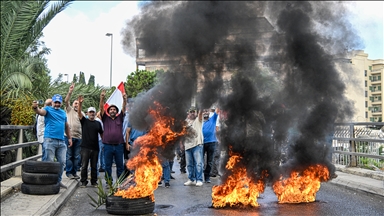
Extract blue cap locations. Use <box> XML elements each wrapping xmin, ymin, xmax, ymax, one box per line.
<box><xmin>52</xmin><ymin>94</ymin><xmax>63</xmax><ymax>103</ymax></box>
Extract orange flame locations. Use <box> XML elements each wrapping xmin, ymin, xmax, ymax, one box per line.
<box><xmin>211</xmin><ymin>152</ymin><xmax>266</xmax><ymax>208</ymax></box>
<box><xmin>114</xmin><ymin>102</ymin><xmax>186</xmax><ymax>200</ymax></box>
<box><xmin>272</xmin><ymin>164</ymin><xmax>330</xmax><ymax>203</ymax></box>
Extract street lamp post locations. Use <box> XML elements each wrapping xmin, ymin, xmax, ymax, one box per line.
<box><xmin>64</xmin><ymin>73</ymin><xmax>69</xmax><ymax>83</ymax></box>
<box><xmin>106</xmin><ymin>33</ymin><xmax>113</xmax><ymax>87</ymax></box>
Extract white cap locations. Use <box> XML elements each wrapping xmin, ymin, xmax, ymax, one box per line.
<box><xmin>88</xmin><ymin>107</ymin><xmax>96</xmax><ymax>113</ymax></box>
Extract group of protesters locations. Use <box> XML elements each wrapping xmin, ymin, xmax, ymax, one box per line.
<box><xmin>32</xmin><ymin>83</ymin><xmax>222</xmax><ymax>189</ymax></box>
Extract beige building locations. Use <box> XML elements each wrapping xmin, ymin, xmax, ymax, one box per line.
<box><xmin>348</xmin><ymin>51</ymin><xmax>384</xmax><ymax>122</ymax></box>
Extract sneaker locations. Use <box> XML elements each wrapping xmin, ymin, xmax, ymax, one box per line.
<box><xmin>158</xmin><ymin>181</ymin><xmax>162</xmax><ymax>185</ymax></box>
<box><xmin>184</xmin><ymin>180</ymin><xmax>196</xmax><ymax>186</ymax></box>
<box><xmin>165</xmin><ymin>182</ymin><xmax>170</xmax><ymax>188</ymax></box>
<box><xmin>80</xmin><ymin>181</ymin><xmax>88</xmax><ymax>188</ymax></box>
<box><xmin>171</xmin><ymin>170</ymin><xmax>175</xmax><ymax>173</ymax></box>
<box><xmin>210</xmin><ymin>174</ymin><xmax>217</xmax><ymax>178</ymax></box>
<box><xmin>99</xmin><ymin>168</ymin><xmax>105</xmax><ymax>172</ymax></box>
<box><xmin>196</xmin><ymin>181</ymin><xmax>203</xmax><ymax>187</ymax></box>
<box><xmin>91</xmin><ymin>183</ymin><xmax>98</xmax><ymax>187</ymax></box>
<box><xmin>170</xmin><ymin>175</ymin><xmax>175</xmax><ymax>180</ymax></box>
<box><xmin>205</xmin><ymin>179</ymin><xmax>211</xmax><ymax>183</ymax></box>
<box><xmin>180</xmin><ymin>169</ymin><xmax>186</xmax><ymax>174</ymax></box>
<box><xmin>67</xmin><ymin>174</ymin><xmax>75</xmax><ymax>179</ymax></box>
<box><xmin>59</xmin><ymin>182</ymin><xmax>67</xmax><ymax>189</ymax></box>
<box><xmin>73</xmin><ymin>174</ymin><xmax>80</xmax><ymax>180</ymax></box>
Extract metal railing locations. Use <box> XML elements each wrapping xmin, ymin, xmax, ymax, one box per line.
<box><xmin>333</xmin><ymin>122</ymin><xmax>384</xmax><ymax>169</ymax></box>
<box><xmin>0</xmin><ymin>125</ymin><xmax>42</xmax><ymax>177</ymax></box>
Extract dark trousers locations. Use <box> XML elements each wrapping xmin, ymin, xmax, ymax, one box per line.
<box><xmin>211</xmin><ymin>142</ymin><xmax>220</xmax><ymax>176</ymax></box>
<box><xmin>179</xmin><ymin>148</ymin><xmax>186</xmax><ymax>172</ymax></box>
<box><xmin>80</xmin><ymin>148</ymin><xmax>99</xmax><ymax>184</ymax></box>
<box><xmin>203</xmin><ymin>142</ymin><xmax>216</xmax><ymax>181</ymax></box>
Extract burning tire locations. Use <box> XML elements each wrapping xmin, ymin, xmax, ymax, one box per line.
<box><xmin>22</xmin><ymin>172</ymin><xmax>58</xmax><ymax>185</ymax></box>
<box><xmin>23</xmin><ymin>161</ymin><xmax>61</xmax><ymax>174</ymax></box>
<box><xmin>21</xmin><ymin>182</ymin><xmax>60</xmax><ymax>195</ymax></box>
<box><xmin>106</xmin><ymin>196</ymin><xmax>155</xmax><ymax>215</ymax></box>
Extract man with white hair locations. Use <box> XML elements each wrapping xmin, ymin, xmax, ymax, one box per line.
<box><xmin>77</xmin><ymin>95</ymin><xmax>103</xmax><ymax>187</ymax></box>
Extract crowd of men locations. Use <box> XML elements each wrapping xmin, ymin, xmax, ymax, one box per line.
<box><xmin>32</xmin><ymin>83</ymin><xmax>221</xmax><ymax>189</ymax></box>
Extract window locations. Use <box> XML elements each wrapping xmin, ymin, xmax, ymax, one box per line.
<box><xmin>365</xmin><ymin>80</ymin><xmax>367</xmax><ymax>87</ymax></box>
<box><xmin>378</xmin><ymin>86</ymin><xmax>381</xmax><ymax>91</ymax></box>
<box><xmin>366</xmin><ymin>112</ymin><xmax>368</xmax><ymax>118</ymax></box>
<box><xmin>365</xmin><ymin>91</ymin><xmax>368</xmax><ymax>97</ymax></box>
<box><xmin>365</xmin><ymin>70</ymin><xmax>367</xmax><ymax>76</ymax></box>
<box><xmin>369</xmin><ymin>66</ymin><xmax>372</xmax><ymax>71</ymax></box>
<box><xmin>138</xmin><ymin>49</ymin><xmax>146</xmax><ymax>58</ymax></box>
<box><xmin>365</xmin><ymin>101</ymin><xmax>368</xmax><ymax>107</ymax></box>
<box><xmin>379</xmin><ymin>76</ymin><xmax>381</xmax><ymax>81</ymax></box>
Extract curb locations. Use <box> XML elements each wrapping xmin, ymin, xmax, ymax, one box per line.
<box><xmin>329</xmin><ymin>173</ymin><xmax>384</xmax><ymax>198</ymax></box>
<box><xmin>36</xmin><ymin>179</ymin><xmax>79</xmax><ymax>216</ymax></box>
<box><xmin>334</xmin><ymin>164</ymin><xmax>384</xmax><ymax>181</ymax></box>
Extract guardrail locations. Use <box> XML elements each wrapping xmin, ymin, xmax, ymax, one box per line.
<box><xmin>333</xmin><ymin>122</ymin><xmax>384</xmax><ymax>169</ymax></box>
<box><xmin>1</xmin><ymin>123</ymin><xmax>383</xmax><ymax>180</ymax></box>
<box><xmin>0</xmin><ymin>125</ymin><xmax>42</xmax><ymax>177</ymax></box>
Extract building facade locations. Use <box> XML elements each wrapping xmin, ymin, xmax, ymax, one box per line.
<box><xmin>350</xmin><ymin>51</ymin><xmax>384</xmax><ymax>122</ymax></box>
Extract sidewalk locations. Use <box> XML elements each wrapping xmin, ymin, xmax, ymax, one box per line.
<box><xmin>329</xmin><ymin>164</ymin><xmax>384</xmax><ymax>197</ymax></box>
<box><xmin>1</xmin><ymin>164</ymin><xmax>383</xmax><ymax>216</ymax></box>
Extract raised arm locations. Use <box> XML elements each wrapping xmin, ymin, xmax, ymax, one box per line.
<box><xmin>32</xmin><ymin>101</ymin><xmax>47</xmax><ymax>116</ymax></box>
<box><xmin>65</xmin><ymin>83</ymin><xmax>75</xmax><ymax>108</ymax></box>
<box><xmin>77</xmin><ymin>95</ymin><xmax>84</xmax><ymax>119</ymax></box>
<box><xmin>99</xmin><ymin>89</ymin><xmax>106</xmax><ymax>117</ymax></box>
<box><xmin>121</xmin><ymin>92</ymin><xmax>127</xmax><ymax>115</ymax></box>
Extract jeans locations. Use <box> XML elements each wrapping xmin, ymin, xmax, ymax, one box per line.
<box><xmin>104</xmin><ymin>143</ymin><xmax>124</xmax><ymax>182</ymax></box>
<box><xmin>43</xmin><ymin>138</ymin><xmax>66</xmax><ymax>182</ymax></box>
<box><xmin>203</xmin><ymin>142</ymin><xmax>216</xmax><ymax>181</ymax></box>
<box><xmin>65</xmin><ymin>137</ymin><xmax>81</xmax><ymax>176</ymax></box>
<box><xmin>185</xmin><ymin>144</ymin><xmax>204</xmax><ymax>182</ymax></box>
<box><xmin>98</xmin><ymin>140</ymin><xmax>105</xmax><ymax>170</ymax></box>
<box><xmin>80</xmin><ymin>148</ymin><xmax>99</xmax><ymax>184</ymax></box>
<box><xmin>40</xmin><ymin>142</ymin><xmax>46</xmax><ymax>161</ymax></box>
<box><xmin>162</xmin><ymin>160</ymin><xmax>170</xmax><ymax>183</ymax></box>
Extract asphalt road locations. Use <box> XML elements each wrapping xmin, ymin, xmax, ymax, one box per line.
<box><xmin>56</xmin><ymin>164</ymin><xmax>384</xmax><ymax>216</ymax></box>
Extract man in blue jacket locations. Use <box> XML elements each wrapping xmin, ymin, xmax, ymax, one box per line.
<box><xmin>202</xmin><ymin>106</ymin><xmax>219</xmax><ymax>183</ymax></box>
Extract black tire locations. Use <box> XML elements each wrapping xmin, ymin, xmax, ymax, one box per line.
<box><xmin>23</xmin><ymin>160</ymin><xmax>61</xmax><ymax>174</ymax></box>
<box><xmin>21</xmin><ymin>182</ymin><xmax>60</xmax><ymax>195</ymax></box>
<box><xmin>22</xmin><ymin>172</ymin><xmax>59</xmax><ymax>185</ymax></box>
<box><xmin>106</xmin><ymin>196</ymin><xmax>155</xmax><ymax>215</ymax></box>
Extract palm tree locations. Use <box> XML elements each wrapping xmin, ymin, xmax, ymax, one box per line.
<box><xmin>1</xmin><ymin>0</ymin><xmax>73</xmax><ymax>100</ymax></box>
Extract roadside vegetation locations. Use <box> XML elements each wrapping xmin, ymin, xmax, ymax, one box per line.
<box><xmin>0</xmin><ymin>1</ymin><xmax>160</xmax><ymax>182</ymax></box>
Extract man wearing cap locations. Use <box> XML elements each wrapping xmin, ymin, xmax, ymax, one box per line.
<box><xmin>64</xmin><ymin>83</ymin><xmax>83</xmax><ymax>180</ymax></box>
<box><xmin>99</xmin><ymin>89</ymin><xmax>127</xmax><ymax>183</ymax></box>
<box><xmin>184</xmin><ymin>107</ymin><xmax>204</xmax><ymax>187</ymax></box>
<box><xmin>32</xmin><ymin>94</ymin><xmax>72</xmax><ymax>189</ymax></box>
<box><xmin>77</xmin><ymin>95</ymin><xmax>103</xmax><ymax>187</ymax></box>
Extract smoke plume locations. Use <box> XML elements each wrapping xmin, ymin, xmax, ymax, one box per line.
<box><xmin>122</xmin><ymin>1</ymin><xmax>362</xmax><ymax>182</ymax></box>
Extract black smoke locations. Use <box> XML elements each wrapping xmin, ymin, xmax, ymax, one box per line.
<box><xmin>122</xmin><ymin>1</ymin><xmax>362</xmax><ymax>182</ymax></box>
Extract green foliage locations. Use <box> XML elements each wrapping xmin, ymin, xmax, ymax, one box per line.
<box><xmin>88</xmin><ymin>172</ymin><xmax>129</xmax><ymax>209</ymax></box>
<box><xmin>125</xmin><ymin>70</ymin><xmax>158</xmax><ymax>98</ymax></box>
<box><xmin>79</xmin><ymin>71</ymin><xmax>86</xmax><ymax>84</ymax></box>
<box><xmin>88</xmin><ymin>75</ymin><xmax>95</xmax><ymax>86</ymax></box>
<box><xmin>1</xmin><ymin>0</ymin><xmax>73</xmax><ymax>101</ymax></box>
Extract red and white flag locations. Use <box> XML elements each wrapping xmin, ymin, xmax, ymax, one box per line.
<box><xmin>104</xmin><ymin>81</ymin><xmax>126</xmax><ymax>116</ymax></box>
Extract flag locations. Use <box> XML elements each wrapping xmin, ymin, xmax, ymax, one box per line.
<box><xmin>104</xmin><ymin>82</ymin><xmax>126</xmax><ymax>116</ymax></box>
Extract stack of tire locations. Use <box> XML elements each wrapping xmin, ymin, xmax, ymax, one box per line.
<box><xmin>21</xmin><ymin>161</ymin><xmax>61</xmax><ymax>195</ymax></box>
